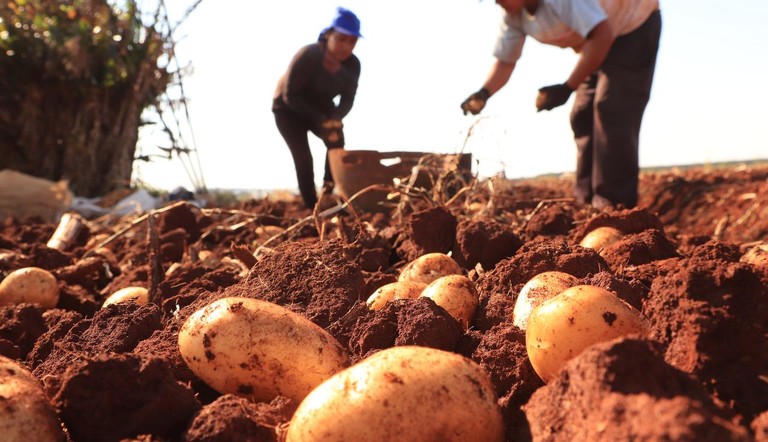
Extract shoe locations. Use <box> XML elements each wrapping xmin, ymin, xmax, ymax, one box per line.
<box><xmin>591</xmin><ymin>195</ymin><xmax>614</xmax><ymax>209</ymax></box>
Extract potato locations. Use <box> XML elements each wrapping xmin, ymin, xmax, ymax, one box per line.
<box><xmin>526</xmin><ymin>285</ymin><xmax>648</xmax><ymax>382</ymax></box>
<box><xmin>0</xmin><ymin>355</ymin><xmax>39</xmax><ymax>386</ymax></box>
<box><xmin>398</xmin><ymin>253</ymin><xmax>462</xmax><ymax>285</ymax></box>
<box><xmin>255</xmin><ymin>225</ymin><xmax>284</xmax><ymax>240</ymax></box>
<box><xmin>92</xmin><ymin>247</ymin><xmax>118</xmax><ymax>264</ymax></box>
<box><xmin>0</xmin><ymin>267</ymin><xmax>59</xmax><ymax>309</ymax></box>
<box><xmin>741</xmin><ymin>244</ymin><xmax>768</xmax><ymax>268</ymax></box>
<box><xmin>513</xmin><ymin>271</ymin><xmax>579</xmax><ymax>331</ymax></box>
<box><xmin>165</xmin><ymin>262</ymin><xmax>182</xmax><ymax>277</ymax></box>
<box><xmin>197</xmin><ymin>250</ymin><xmax>220</xmax><ymax>268</ymax></box>
<box><xmin>366</xmin><ymin>280</ymin><xmax>426</xmax><ymax>310</ymax></box>
<box><xmin>286</xmin><ymin>346</ymin><xmax>504</xmax><ymax>442</ymax></box>
<box><xmin>0</xmin><ymin>355</ymin><xmax>66</xmax><ymax>442</ymax></box>
<box><xmin>178</xmin><ymin>297</ymin><xmax>349</xmax><ymax>403</ymax></box>
<box><xmin>419</xmin><ymin>274</ymin><xmax>478</xmax><ymax>329</ymax></box>
<box><xmin>102</xmin><ymin>286</ymin><xmax>149</xmax><ymax>308</ymax></box>
<box><xmin>579</xmin><ymin>226</ymin><xmax>624</xmax><ymax>250</ymax></box>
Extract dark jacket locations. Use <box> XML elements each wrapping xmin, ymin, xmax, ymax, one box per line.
<box><xmin>272</xmin><ymin>42</ymin><xmax>361</xmax><ymax>126</ymax></box>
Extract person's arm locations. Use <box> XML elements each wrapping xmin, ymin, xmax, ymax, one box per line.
<box><xmin>334</xmin><ymin>58</ymin><xmax>361</xmax><ymax>120</ymax></box>
<box><xmin>335</xmin><ymin>85</ymin><xmax>357</xmax><ymax>120</ymax></box>
<box><xmin>536</xmin><ymin>19</ymin><xmax>615</xmax><ymax>111</ymax></box>
<box><xmin>461</xmin><ymin>59</ymin><xmax>517</xmax><ymax>115</ymax></box>
<box><xmin>565</xmin><ymin>19</ymin><xmax>615</xmax><ymax>89</ymax></box>
<box><xmin>483</xmin><ymin>59</ymin><xmax>516</xmax><ymax>95</ymax></box>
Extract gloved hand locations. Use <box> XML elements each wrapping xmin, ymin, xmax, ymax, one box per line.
<box><xmin>535</xmin><ymin>83</ymin><xmax>573</xmax><ymax>111</ymax></box>
<box><xmin>320</xmin><ymin>119</ymin><xmax>343</xmax><ymax>145</ymax></box>
<box><xmin>461</xmin><ymin>88</ymin><xmax>491</xmax><ymax>115</ymax></box>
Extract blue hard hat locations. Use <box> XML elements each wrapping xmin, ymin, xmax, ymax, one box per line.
<box><xmin>330</xmin><ymin>7</ymin><xmax>362</xmax><ymax>37</ymax></box>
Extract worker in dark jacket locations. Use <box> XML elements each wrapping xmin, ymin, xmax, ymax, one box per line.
<box><xmin>273</xmin><ymin>7</ymin><xmax>362</xmax><ymax>209</ymax></box>
<box><xmin>461</xmin><ymin>0</ymin><xmax>661</xmax><ymax>209</ymax></box>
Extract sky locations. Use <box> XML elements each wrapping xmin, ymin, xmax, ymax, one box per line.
<box><xmin>133</xmin><ymin>0</ymin><xmax>768</xmax><ymax>194</ymax></box>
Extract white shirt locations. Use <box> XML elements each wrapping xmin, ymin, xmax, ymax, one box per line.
<box><xmin>494</xmin><ymin>0</ymin><xmax>659</xmax><ymax>63</ymax></box>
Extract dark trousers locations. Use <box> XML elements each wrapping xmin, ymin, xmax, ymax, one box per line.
<box><xmin>570</xmin><ymin>10</ymin><xmax>661</xmax><ymax>208</ymax></box>
<box><xmin>273</xmin><ymin>110</ymin><xmax>344</xmax><ymax>208</ymax></box>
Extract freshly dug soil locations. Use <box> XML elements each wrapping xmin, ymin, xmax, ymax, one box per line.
<box><xmin>1</xmin><ymin>163</ymin><xmax>767</xmax><ymax>441</ymax></box>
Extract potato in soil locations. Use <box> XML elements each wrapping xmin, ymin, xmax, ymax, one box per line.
<box><xmin>0</xmin><ymin>355</ymin><xmax>66</xmax><ymax>442</ymax></box>
<box><xmin>513</xmin><ymin>271</ymin><xmax>579</xmax><ymax>331</ymax></box>
<box><xmin>579</xmin><ymin>226</ymin><xmax>624</xmax><ymax>251</ymax></box>
<box><xmin>419</xmin><ymin>274</ymin><xmax>479</xmax><ymax>329</ymax></box>
<box><xmin>0</xmin><ymin>267</ymin><xmax>59</xmax><ymax>309</ymax></box>
<box><xmin>286</xmin><ymin>346</ymin><xmax>504</xmax><ymax>442</ymax></box>
<box><xmin>178</xmin><ymin>297</ymin><xmax>350</xmax><ymax>403</ymax></box>
<box><xmin>102</xmin><ymin>286</ymin><xmax>149</xmax><ymax>308</ymax></box>
<box><xmin>366</xmin><ymin>280</ymin><xmax>426</xmax><ymax>310</ymax></box>
<box><xmin>526</xmin><ymin>285</ymin><xmax>648</xmax><ymax>382</ymax></box>
<box><xmin>398</xmin><ymin>252</ymin><xmax>463</xmax><ymax>285</ymax></box>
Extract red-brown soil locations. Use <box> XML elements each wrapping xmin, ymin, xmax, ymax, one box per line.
<box><xmin>1</xmin><ymin>163</ymin><xmax>767</xmax><ymax>441</ymax></box>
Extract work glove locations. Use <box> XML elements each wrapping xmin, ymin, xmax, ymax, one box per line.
<box><xmin>535</xmin><ymin>83</ymin><xmax>573</xmax><ymax>111</ymax></box>
<box><xmin>320</xmin><ymin>119</ymin><xmax>343</xmax><ymax>146</ymax></box>
<box><xmin>461</xmin><ymin>88</ymin><xmax>491</xmax><ymax>115</ymax></box>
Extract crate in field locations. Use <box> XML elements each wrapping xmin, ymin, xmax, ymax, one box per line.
<box><xmin>328</xmin><ymin>149</ymin><xmax>472</xmax><ymax>212</ymax></box>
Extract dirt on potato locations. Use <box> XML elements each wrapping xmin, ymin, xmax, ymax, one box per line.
<box><xmin>1</xmin><ymin>163</ymin><xmax>767</xmax><ymax>441</ymax></box>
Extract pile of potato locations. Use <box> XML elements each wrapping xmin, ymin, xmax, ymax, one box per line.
<box><xmin>174</xmin><ymin>252</ymin><xmax>503</xmax><ymax>441</ymax></box>
<box><xmin>367</xmin><ymin>253</ymin><xmax>479</xmax><ymax>328</ymax></box>
<box><xmin>176</xmin><ymin>249</ymin><xmax>649</xmax><ymax>439</ymax></box>
<box><xmin>0</xmin><ymin>248</ymin><xmax>651</xmax><ymax>440</ymax></box>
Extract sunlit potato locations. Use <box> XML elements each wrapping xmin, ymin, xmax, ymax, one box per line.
<box><xmin>419</xmin><ymin>274</ymin><xmax>478</xmax><ymax>329</ymax></box>
<box><xmin>526</xmin><ymin>285</ymin><xmax>648</xmax><ymax>382</ymax></box>
<box><xmin>513</xmin><ymin>271</ymin><xmax>580</xmax><ymax>331</ymax></box>
<box><xmin>740</xmin><ymin>243</ymin><xmax>768</xmax><ymax>268</ymax></box>
<box><xmin>197</xmin><ymin>250</ymin><xmax>220</xmax><ymax>268</ymax></box>
<box><xmin>398</xmin><ymin>253</ymin><xmax>463</xmax><ymax>285</ymax></box>
<box><xmin>578</xmin><ymin>226</ymin><xmax>624</xmax><ymax>251</ymax></box>
<box><xmin>0</xmin><ymin>355</ymin><xmax>66</xmax><ymax>441</ymax></box>
<box><xmin>366</xmin><ymin>280</ymin><xmax>427</xmax><ymax>310</ymax></box>
<box><xmin>285</xmin><ymin>346</ymin><xmax>504</xmax><ymax>442</ymax></box>
<box><xmin>254</xmin><ymin>225</ymin><xmax>285</xmax><ymax>245</ymax></box>
<box><xmin>0</xmin><ymin>267</ymin><xmax>59</xmax><ymax>309</ymax></box>
<box><xmin>178</xmin><ymin>297</ymin><xmax>350</xmax><ymax>403</ymax></box>
<box><xmin>102</xmin><ymin>286</ymin><xmax>149</xmax><ymax>308</ymax></box>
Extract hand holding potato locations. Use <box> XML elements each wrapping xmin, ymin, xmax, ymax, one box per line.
<box><xmin>460</xmin><ymin>88</ymin><xmax>490</xmax><ymax>115</ymax></box>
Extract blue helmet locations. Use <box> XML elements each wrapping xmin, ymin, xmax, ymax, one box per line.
<box><xmin>329</xmin><ymin>7</ymin><xmax>362</xmax><ymax>37</ymax></box>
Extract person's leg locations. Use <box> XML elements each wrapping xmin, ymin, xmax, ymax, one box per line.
<box><xmin>591</xmin><ymin>11</ymin><xmax>661</xmax><ymax>208</ymax></box>
<box><xmin>321</xmin><ymin>147</ymin><xmax>344</xmax><ymax>197</ymax></box>
<box><xmin>570</xmin><ymin>74</ymin><xmax>598</xmax><ymax>204</ymax></box>
<box><xmin>314</xmin><ymin>129</ymin><xmax>345</xmax><ymax>186</ymax></box>
<box><xmin>274</xmin><ymin>111</ymin><xmax>318</xmax><ymax>208</ymax></box>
